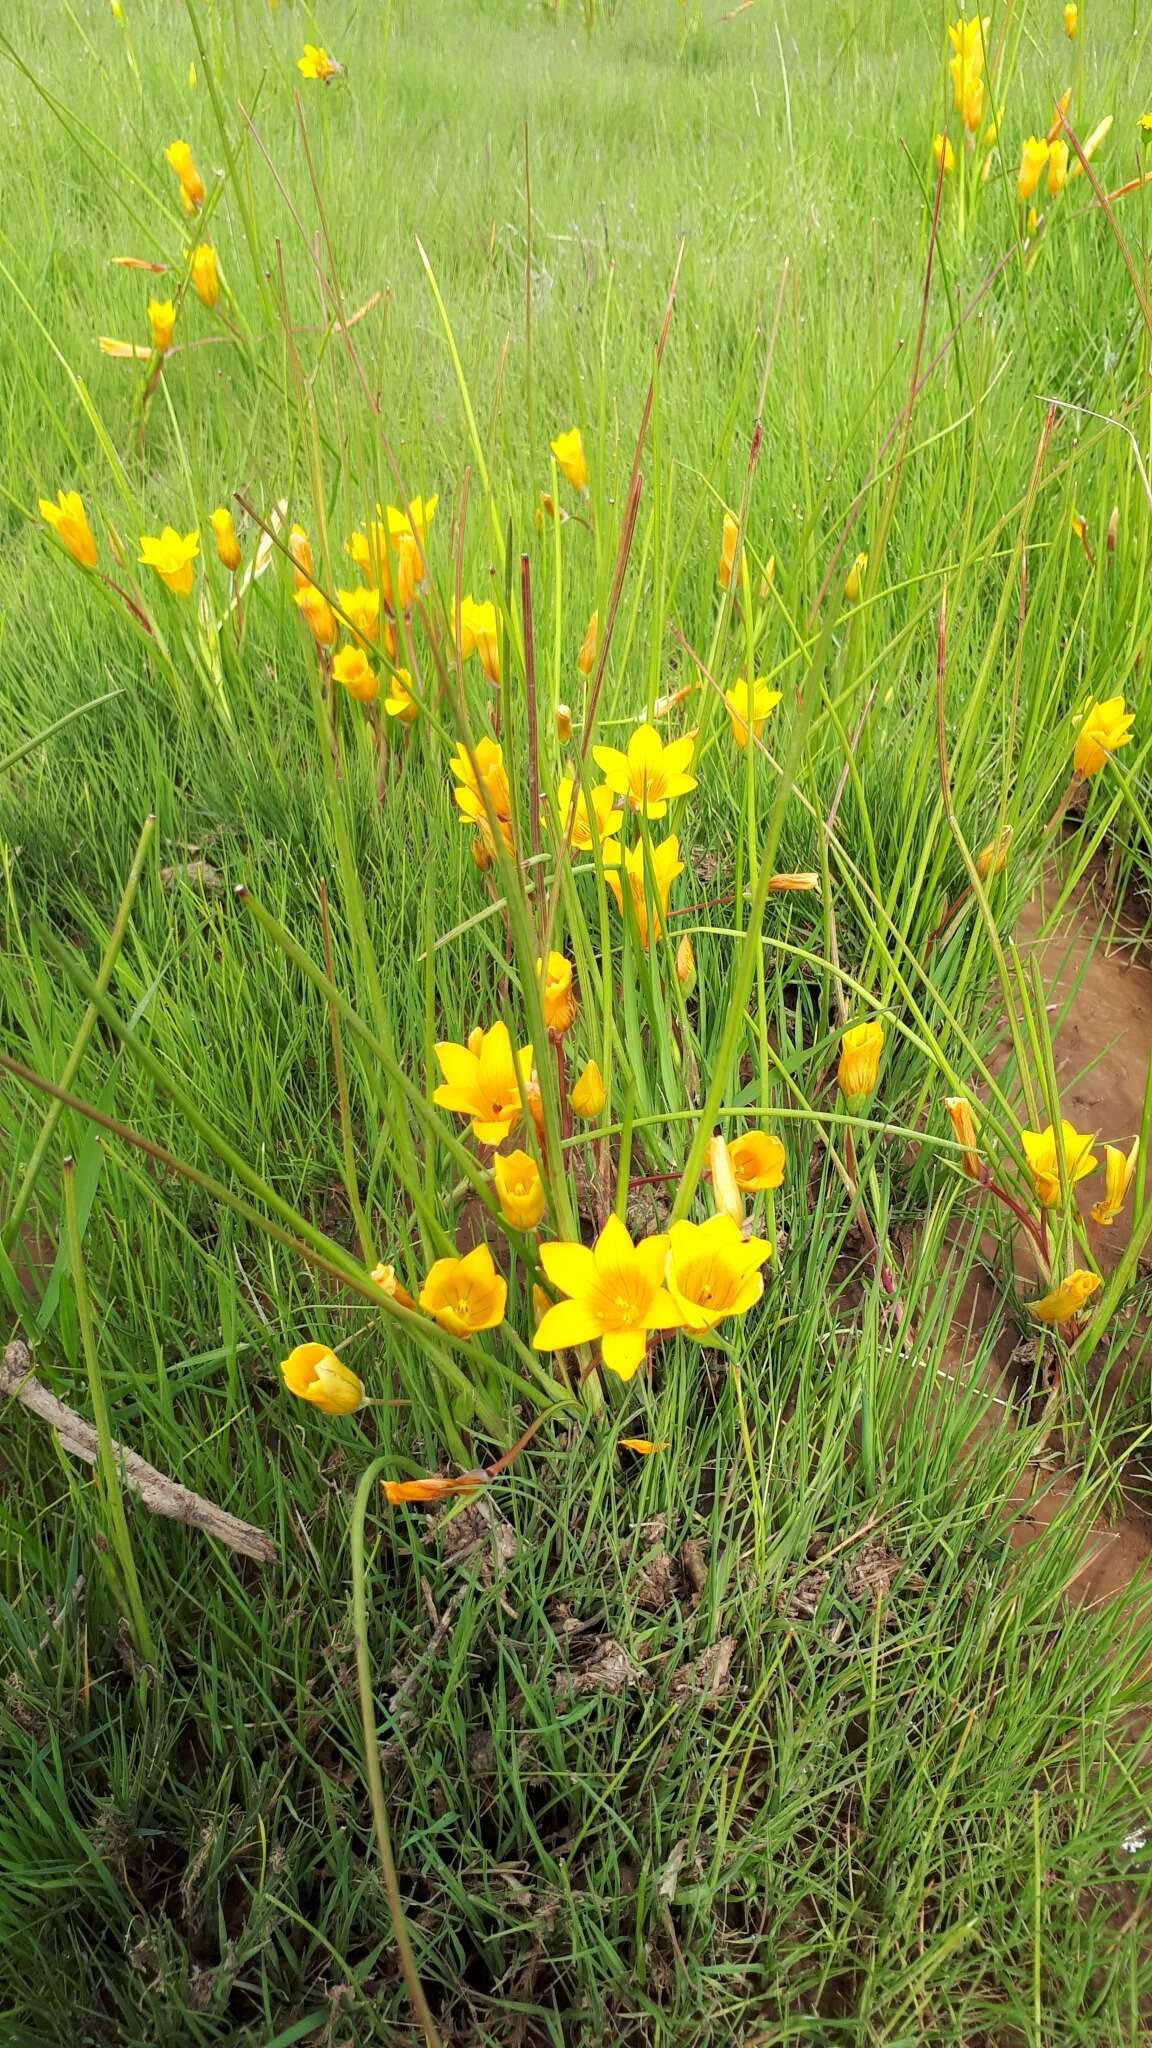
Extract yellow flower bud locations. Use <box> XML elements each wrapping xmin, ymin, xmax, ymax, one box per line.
<box><xmin>209</xmin><ymin>505</ymin><xmax>241</xmax><ymax>572</ymax></box>
<box><xmin>944</xmin><ymin>1097</ymin><xmax>982</xmax><ymax>1181</ymax></box>
<box><xmin>675</xmin><ymin>934</ymin><xmax>696</xmax><ymax>989</ymax></box>
<box><xmin>295</xmin><ymin>582</ymin><xmax>337</xmax><ymax>648</ymax></box>
<box><xmin>577</xmin><ymin>610</ymin><xmax>599</xmax><ymax>678</ymax></box>
<box><xmin>493</xmin><ymin>1148</ymin><xmax>546</xmax><ymax>1231</ymax></box>
<box><xmin>844</xmin><ymin>551</ymin><xmax>867</xmax><ymax>604</ymax></box>
<box><xmin>148</xmin><ymin>297</ymin><xmax>176</xmax><ymax>353</ymax></box>
<box><xmin>280</xmin><ymin>1342</ymin><xmax>363</xmax><ymax>1415</ymax></box>
<box><xmin>708</xmin><ymin>1131</ymin><xmax>743</xmax><ymax>1225</ymax></box>
<box><xmin>570</xmin><ymin>1059</ymin><xmax>606</xmax><ymax>1119</ymax></box>
<box><xmin>838</xmin><ymin>1020</ymin><xmax>884</xmax><ymax>1101</ymax></box>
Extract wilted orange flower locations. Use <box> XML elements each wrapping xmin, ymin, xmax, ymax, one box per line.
<box><xmin>165</xmin><ymin>138</ymin><xmax>205</xmax><ymax>212</ymax></box>
<box><xmin>420</xmin><ymin>1244</ymin><xmax>507</xmax><ymax>1335</ymax></box>
<box><xmin>838</xmin><ymin>1020</ymin><xmax>884</xmax><ymax>1100</ymax></box>
<box><xmin>944</xmin><ymin>1097</ymin><xmax>982</xmax><ymax>1180</ymax></box>
<box><xmin>577</xmin><ymin>610</ymin><xmax>599</xmax><ymax>677</ymax></box>
<box><xmin>665</xmin><ymin>1214</ymin><xmax>772</xmax><ymax>1333</ymax></box>
<box><xmin>718</xmin><ymin>511</ymin><xmax>739</xmax><ymax>589</ymax></box>
<box><xmin>148</xmin><ymin>298</ymin><xmax>176</xmax><ymax>352</ymax></box>
<box><xmin>209</xmin><ymin>506</ymin><xmax>241</xmax><ymax>571</ymax></box>
<box><xmin>188</xmin><ymin>243</ymin><xmax>219</xmax><ymax>307</ymax></box>
<box><xmin>728</xmin><ymin>1130</ymin><xmax>786</xmax><ymax>1191</ymax></box>
<box><xmin>382</xmin><ymin>1473</ymin><xmax>487</xmax><ymax>1505</ymax></box>
<box><xmin>493</xmin><ymin>1149</ymin><xmax>546</xmax><ymax>1230</ymax></box>
<box><xmin>297</xmin><ymin>43</ymin><xmax>339</xmax><ymax>80</ymax></box>
<box><xmin>433</xmin><ymin>1022</ymin><xmax>534</xmax><ymax>1144</ymax></box>
<box><xmin>604</xmin><ymin>834</ymin><xmax>684</xmax><ymax>949</ymax></box>
<box><xmin>593</xmin><ymin>724</ymin><xmax>696</xmax><ymax>818</ymax></box>
<box><xmin>1021</xmin><ymin>1120</ymin><xmax>1097</xmax><ymax>1207</ymax></box>
<box><xmin>458</xmin><ymin>596</ymin><xmax>500</xmax><ymax>684</ymax></box>
<box><xmin>551</xmin><ymin>427</ymin><xmax>587</xmax><ymax>490</ymax></box>
<box><xmin>570</xmin><ymin>1059</ymin><xmax>606</xmax><ymax>1119</ymax></box>
<box><xmin>39</xmin><ymin>489</ymin><xmax>97</xmax><ymax>567</ymax></box>
<box><xmin>139</xmin><ymin>526</ymin><xmax>199</xmax><ymax>596</ymax></box>
<box><xmin>369</xmin><ymin>1262</ymin><xmax>416</xmax><ymax>1311</ymax></box>
<box><xmin>534</xmin><ymin>1214</ymin><xmax>682</xmax><ymax>1379</ymax></box>
<box><xmin>280</xmin><ymin>1342</ymin><xmax>363</xmax><ymax>1415</ymax></box>
<box><xmin>619</xmin><ymin>1438</ymin><xmax>669</xmax><ymax>1455</ymax></box>
<box><xmin>295</xmin><ymin>582</ymin><xmax>338</xmax><ymax>648</ymax></box>
<box><xmin>551</xmin><ymin>777</ymin><xmax>622</xmax><ymax>851</ymax></box>
<box><xmin>1072</xmin><ymin>696</ymin><xmax>1135</xmax><ymax>777</ymax></box>
<box><xmin>331</xmin><ymin>645</ymin><xmax>378</xmax><ymax>702</ymax></box>
<box><xmin>1029</xmin><ymin>1269</ymin><xmax>1100</xmax><ymax>1325</ymax></box>
<box><xmin>539</xmin><ymin>952</ymin><xmax>577</xmax><ymax>1037</ymax></box>
<box><xmin>976</xmin><ymin>827</ymin><xmax>1012</xmax><ymax>879</ymax></box>
<box><xmin>384</xmin><ymin>667</ymin><xmax>418</xmax><ymax>723</ymax></box>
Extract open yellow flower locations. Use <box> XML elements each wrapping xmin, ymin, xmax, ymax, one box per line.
<box><xmin>433</xmin><ymin>1022</ymin><xmax>534</xmax><ymax>1144</ymax></box>
<box><xmin>337</xmin><ymin>585</ymin><xmax>381</xmax><ymax>644</ymax></box>
<box><xmin>280</xmin><ymin>1343</ymin><xmax>363</xmax><ymax>1415</ymax></box>
<box><xmin>165</xmin><ymin>138</ymin><xmax>205</xmax><ymax>211</ymax></box>
<box><xmin>665</xmin><ymin>1214</ymin><xmax>772</xmax><ymax>1334</ymax></box>
<box><xmin>148</xmin><ymin>298</ymin><xmax>176</xmax><ymax>353</ymax></box>
<box><xmin>838</xmin><ymin>1020</ymin><xmax>884</xmax><ymax>1101</ymax></box>
<box><xmin>39</xmin><ymin>489</ymin><xmax>97</xmax><ymax>567</ymax></box>
<box><xmin>450</xmin><ymin>737</ymin><xmax>514</xmax><ymax>850</ymax></box>
<box><xmin>420</xmin><ymin>1244</ymin><xmax>507</xmax><ymax>1335</ymax></box>
<box><xmin>1030</xmin><ymin>1269</ymin><xmax>1100</xmax><ymax>1325</ymax></box>
<box><xmin>1141</xmin><ymin>113</ymin><xmax>1152</xmax><ymax>140</ymax></box>
<box><xmin>1018</xmin><ymin>135</ymin><xmax>1050</xmax><ymax>200</ymax></box>
<box><xmin>539</xmin><ymin>951</ymin><xmax>577</xmax><ymax>1037</ymax></box>
<box><xmin>458</xmin><ymin>596</ymin><xmax>500</xmax><ymax>684</ymax></box>
<box><xmin>551</xmin><ymin>777</ymin><xmax>622</xmax><ymax>851</ymax></box>
<box><xmin>188</xmin><ymin>243</ymin><xmax>219</xmax><ymax>308</ymax></box>
<box><xmin>384</xmin><ymin>667</ymin><xmax>418</xmax><ymax>723</ymax></box>
<box><xmin>139</xmin><ymin>526</ymin><xmax>199</xmax><ymax>596</ymax></box>
<box><xmin>493</xmin><ymin>1149</ymin><xmax>546</xmax><ymax>1230</ymax></box>
<box><xmin>604</xmin><ymin>834</ymin><xmax>684</xmax><ymax>949</ymax></box>
<box><xmin>593</xmin><ymin>724</ymin><xmax>696</xmax><ymax>818</ymax></box>
<box><xmin>386</xmin><ymin>495</ymin><xmax>438</xmax><ymax>546</ymax></box>
<box><xmin>1072</xmin><ymin>696</ymin><xmax>1135</xmax><ymax>777</ymax></box>
<box><xmin>331</xmin><ymin>645</ymin><xmax>378</xmax><ymax>702</ymax></box>
<box><xmin>718</xmin><ymin>511</ymin><xmax>739</xmax><ymax>589</ymax></box>
<box><xmin>209</xmin><ymin>506</ymin><xmax>241</xmax><ymax>572</ymax></box>
<box><xmin>571</xmin><ymin>1059</ymin><xmax>606</xmax><ymax>1119</ymax></box>
<box><xmin>844</xmin><ymin>551</ymin><xmax>868</xmax><ymax>604</ymax></box>
<box><xmin>577</xmin><ymin>610</ymin><xmax>599</xmax><ymax>677</ymax></box>
<box><xmin>297</xmin><ymin>43</ymin><xmax>339</xmax><ymax>80</ymax></box>
<box><xmin>534</xmin><ymin>1214</ymin><xmax>682</xmax><ymax>1379</ymax></box>
<box><xmin>551</xmin><ymin>427</ymin><xmax>587</xmax><ymax>491</ymax></box>
<box><xmin>345</xmin><ymin>520</ymin><xmax>420</xmax><ymax>611</ymax></box>
<box><xmin>933</xmin><ymin>133</ymin><xmax>956</xmax><ymax>173</ymax></box>
<box><xmin>1090</xmin><ymin>1141</ymin><xmax>1138</xmax><ymax>1227</ymax></box>
<box><xmin>295</xmin><ymin>582</ymin><xmax>338</xmax><ymax>647</ymax></box>
<box><xmin>1021</xmin><ymin>1120</ymin><xmax>1097</xmax><ymax>1207</ymax></box>
<box><xmin>728</xmin><ymin>1130</ymin><xmax>786</xmax><ymax>1191</ymax></box>
<box><xmin>724</xmin><ymin>676</ymin><xmax>783</xmax><ymax>749</ymax></box>
<box><xmin>944</xmin><ymin>1097</ymin><xmax>982</xmax><ymax>1180</ymax></box>
<box><xmin>947</xmin><ymin>15</ymin><xmax>988</xmax><ymax>113</ymax></box>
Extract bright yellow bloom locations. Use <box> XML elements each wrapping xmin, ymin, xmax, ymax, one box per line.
<box><xmin>384</xmin><ymin>666</ymin><xmax>418</xmax><ymax>723</ymax></box>
<box><xmin>450</xmin><ymin>737</ymin><xmax>514</xmax><ymax>850</ymax></box>
<box><xmin>295</xmin><ymin>582</ymin><xmax>338</xmax><ymax>648</ymax></box>
<box><xmin>165</xmin><ymin>139</ymin><xmax>205</xmax><ymax>211</ymax></box>
<box><xmin>976</xmin><ymin>827</ymin><xmax>1012</xmax><ymax>879</ymax></box>
<box><xmin>39</xmin><ymin>489</ymin><xmax>97</xmax><ymax>568</ymax></box>
<box><xmin>539</xmin><ymin>951</ymin><xmax>577</xmax><ymax>1037</ymax></box>
<box><xmin>458</xmin><ymin>596</ymin><xmax>500</xmax><ymax>684</ymax></box>
<box><xmin>1029</xmin><ymin>1269</ymin><xmax>1100</xmax><ymax>1325</ymax></box>
<box><xmin>188</xmin><ymin>243</ymin><xmax>219</xmax><ymax>308</ymax></box>
<box><xmin>844</xmin><ymin>551</ymin><xmax>867</xmax><ymax>603</ymax></box>
<box><xmin>724</xmin><ymin>675</ymin><xmax>783</xmax><ymax>749</ymax></box>
<box><xmin>593</xmin><ymin>724</ymin><xmax>697</xmax><ymax>818</ymax></box>
<box><xmin>433</xmin><ymin>1022</ymin><xmax>534</xmax><ymax>1144</ymax></box>
<box><xmin>138</xmin><ymin>526</ymin><xmax>199</xmax><ymax>596</ymax></box>
<box><xmin>933</xmin><ymin>133</ymin><xmax>956</xmax><ymax>173</ymax></box>
<box><xmin>493</xmin><ymin>1149</ymin><xmax>546</xmax><ymax>1230</ymax></box>
<box><xmin>728</xmin><ymin>1130</ymin><xmax>786</xmax><ymax>1191</ymax></box>
<box><xmin>420</xmin><ymin>1244</ymin><xmax>507</xmax><ymax>1336</ymax></box>
<box><xmin>297</xmin><ymin>43</ymin><xmax>339</xmax><ymax>80</ymax></box>
<box><xmin>708</xmin><ymin>1133</ymin><xmax>743</xmax><ymax>1225</ymax></box>
<box><xmin>604</xmin><ymin>834</ymin><xmax>684</xmax><ymax>949</ymax></box>
<box><xmin>1018</xmin><ymin>136</ymin><xmax>1051</xmax><ymax>200</ymax></box>
<box><xmin>386</xmin><ymin>495</ymin><xmax>438</xmax><ymax>546</ymax></box>
<box><xmin>209</xmin><ymin>506</ymin><xmax>241</xmax><ymax>572</ymax></box>
<box><xmin>551</xmin><ymin>427</ymin><xmax>588</xmax><ymax>491</ymax></box>
<box><xmin>665</xmin><ymin>1214</ymin><xmax>772</xmax><ymax>1334</ymax></box>
<box><xmin>838</xmin><ymin>1020</ymin><xmax>884</xmax><ymax>1101</ymax></box>
<box><xmin>1073</xmin><ymin>696</ymin><xmax>1135</xmax><ymax>777</ymax></box>
<box><xmin>1090</xmin><ymin>1141</ymin><xmax>1138</xmax><ymax>1227</ymax></box>
<box><xmin>571</xmin><ymin>1059</ymin><xmax>606</xmax><ymax>1119</ymax></box>
<box><xmin>1068</xmin><ymin>116</ymin><xmax>1114</xmax><ymax>177</ymax></box>
<box><xmin>1047</xmin><ymin>138</ymin><xmax>1070</xmax><ymax>195</ymax></box>
<box><xmin>280</xmin><ymin>1342</ymin><xmax>363</xmax><ymax>1415</ymax></box>
<box><xmin>534</xmin><ymin>1214</ymin><xmax>682</xmax><ymax>1379</ymax></box>
<box><xmin>383</xmin><ymin>1473</ymin><xmax>486</xmax><ymax>1505</ymax></box>
<box><xmin>577</xmin><ymin>610</ymin><xmax>599</xmax><ymax>677</ymax></box>
<box><xmin>337</xmin><ymin>585</ymin><xmax>381</xmax><ymax>644</ymax></box>
<box><xmin>148</xmin><ymin>298</ymin><xmax>176</xmax><ymax>353</ymax></box>
<box><xmin>944</xmin><ymin>1097</ymin><xmax>982</xmax><ymax>1180</ymax></box>
<box><xmin>962</xmin><ymin>74</ymin><xmax>984</xmax><ymax>133</ymax></box>
<box><xmin>331</xmin><ymin>645</ymin><xmax>378</xmax><ymax>703</ymax></box>
<box><xmin>1141</xmin><ymin>114</ymin><xmax>1152</xmax><ymax>140</ymax></box>
<box><xmin>619</xmin><ymin>1437</ymin><xmax>669</xmax><ymax>1455</ymax></box>
<box><xmin>1021</xmin><ymin>1120</ymin><xmax>1098</xmax><ymax>1207</ymax></box>
<box><xmin>345</xmin><ymin>520</ymin><xmax>421</xmax><ymax>611</ymax></box>
<box><xmin>718</xmin><ymin>511</ymin><xmax>739</xmax><ymax>589</ymax></box>
<box><xmin>675</xmin><ymin>934</ymin><xmax>696</xmax><ymax>989</ymax></box>
<box><xmin>1063</xmin><ymin>1</ymin><xmax>1078</xmax><ymax>34</ymax></box>
<box><xmin>947</xmin><ymin>16</ymin><xmax>988</xmax><ymax>115</ymax></box>
<box><xmin>551</xmin><ymin>777</ymin><xmax>622</xmax><ymax>850</ymax></box>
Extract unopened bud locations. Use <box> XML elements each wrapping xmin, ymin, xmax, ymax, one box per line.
<box><xmin>767</xmin><ymin>872</ymin><xmax>820</xmax><ymax>893</ymax></box>
<box><xmin>470</xmin><ymin>834</ymin><xmax>494</xmax><ymax>872</ymax></box>
<box><xmin>708</xmin><ymin>1131</ymin><xmax>743</xmax><ymax>1225</ymax></box>
<box><xmin>675</xmin><ymin>935</ymin><xmax>696</xmax><ymax>989</ymax></box>
<box><xmin>1107</xmin><ymin>505</ymin><xmax>1119</xmax><ymax>555</ymax></box>
<box><xmin>976</xmin><ymin>826</ymin><xmax>1012</xmax><ymax>880</ymax></box>
<box><xmin>944</xmin><ymin>1097</ymin><xmax>982</xmax><ymax>1181</ymax></box>
<box><xmin>759</xmin><ymin>555</ymin><xmax>776</xmax><ymax>599</ymax></box>
<box><xmin>556</xmin><ymin>702</ymin><xmax>573</xmax><ymax>743</ymax></box>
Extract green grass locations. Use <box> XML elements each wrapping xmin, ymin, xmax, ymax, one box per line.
<box><xmin>3</xmin><ymin>0</ymin><xmax>1152</xmax><ymax>2039</ymax></box>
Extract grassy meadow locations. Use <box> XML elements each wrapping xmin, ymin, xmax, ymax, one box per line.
<box><xmin>3</xmin><ymin>0</ymin><xmax>1152</xmax><ymax>2040</ymax></box>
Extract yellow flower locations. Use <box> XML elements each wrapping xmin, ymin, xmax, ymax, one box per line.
<box><xmin>383</xmin><ymin>1473</ymin><xmax>486</xmax><ymax>1505</ymax></box>
<box><xmin>209</xmin><ymin>506</ymin><xmax>241</xmax><ymax>572</ymax></box>
<box><xmin>1047</xmin><ymin>138</ymin><xmax>1070</xmax><ymax>195</ymax></box>
<box><xmin>493</xmin><ymin>1149</ymin><xmax>546</xmax><ymax>1230</ymax></box>
<box><xmin>556</xmin><ymin>704</ymin><xmax>573</xmax><ymax>745</ymax></box>
<box><xmin>369</xmin><ymin>1261</ymin><xmax>416</xmax><ymax>1311</ymax></box>
<box><xmin>386</xmin><ymin>495</ymin><xmax>438</xmax><ymax>546</ymax></box>
<box><xmin>550</xmin><ymin>427</ymin><xmax>588</xmax><ymax>491</ymax></box>
<box><xmin>962</xmin><ymin>74</ymin><xmax>984</xmax><ymax>134</ymax></box>
<box><xmin>288</xmin><ymin>524</ymin><xmax>313</xmax><ymax>589</ymax></box>
<box><xmin>844</xmin><ymin>551</ymin><xmax>867</xmax><ymax>603</ymax></box>
<box><xmin>577</xmin><ymin>610</ymin><xmax>599</xmax><ymax>677</ymax></box>
<box><xmin>331</xmin><ymin>645</ymin><xmax>378</xmax><ymax>702</ymax></box>
<box><xmin>345</xmin><ymin>519</ymin><xmax>422</xmax><ymax>611</ymax></box>
<box><xmin>1063</xmin><ymin>0</ymin><xmax>1078</xmax><ymax>31</ymax></box>
<box><xmin>165</xmin><ymin>139</ymin><xmax>205</xmax><ymax>211</ymax></box>
<box><xmin>665</xmin><ymin>1213</ymin><xmax>773</xmax><ymax>1334</ymax></box>
<box><xmin>976</xmin><ymin>826</ymin><xmax>1012</xmax><ymax>879</ymax></box>
<box><xmin>1141</xmin><ymin>113</ymin><xmax>1152</xmax><ymax>140</ymax></box>
<box><xmin>295</xmin><ymin>582</ymin><xmax>338</xmax><ymax>648</ymax></box>
<box><xmin>718</xmin><ymin>510</ymin><xmax>739</xmax><ymax>589</ymax></box>
<box><xmin>728</xmin><ymin>1130</ymin><xmax>786</xmax><ymax>1191</ymax></box>
<box><xmin>708</xmin><ymin>1132</ymin><xmax>743</xmax><ymax>1225</ymax></box>
<box><xmin>1018</xmin><ymin>136</ymin><xmax>1051</xmax><ymax>200</ymax></box>
<box><xmin>384</xmin><ymin>667</ymin><xmax>419</xmax><ymax>723</ymax></box>
<box><xmin>724</xmin><ymin>675</ymin><xmax>783</xmax><ymax>749</ymax></box>
<box><xmin>138</xmin><ymin>526</ymin><xmax>199</xmax><ymax>596</ymax></box>
<box><xmin>933</xmin><ymin>133</ymin><xmax>956</xmax><ymax>173</ymax></box>
<box><xmin>1021</xmin><ymin>1120</ymin><xmax>1098</xmax><ymax>1207</ymax></box>
<box><xmin>551</xmin><ymin>777</ymin><xmax>622</xmax><ymax>851</ymax></box>
<box><xmin>539</xmin><ymin>951</ymin><xmax>577</xmax><ymax>1037</ymax></box>
<box><xmin>619</xmin><ymin>1437</ymin><xmax>669</xmax><ymax>1455</ymax></box>
<box><xmin>458</xmin><ymin>596</ymin><xmax>500</xmax><ymax>684</ymax></box>
<box><xmin>1090</xmin><ymin>1141</ymin><xmax>1138</xmax><ymax>1227</ymax></box>
<box><xmin>947</xmin><ymin>15</ymin><xmax>988</xmax><ymax>114</ymax></box>
<box><xmin>675</xmin><ymin>934</ymin><xmax>696</xmax><ymax>989</ymax></box>
<box><xmin>838</xmin><ymin>1020</ymin><xmax>884</xmax><ymax>1101</ymax></box>
<box><xmin>1073</xmin><ymin>696</ymin><xmax>1135</xmax><ymax>777</ymax></box>
<box><xmin>571</xmin><ymin>1059</ymin><xmax>606</xmax><ymax>1119</ymax></box>
<box><xmin>944</xmin><ymin>1097</ymin><xmax>982</xmax><ymax>1180</ymax></box>
<box><xmin>280</xmin><ymin>1342</ymin><xmax>363</xmax><ymax>1415</ymax></box>
<box><xmin>297</xmin><ymin>43</ymin><xmax>339</xmax><ymax>80</ymax></box>
<box><xmin>188</xmin><ymin>243</ymin><xmax>219</xmax><ymax>308</ymax></box>
<box><xmin>450</xmin><ymin>737</ymin><xmax>514</xmax><ymax>849</ymax></box>
<box><xmin>337</xmin><ymin>585</ymin><xmax>381</xmax><ymax>644</ymax></box>
<box><xmin>604</xmin><ymin>834</ymin><xmax>684</xmax><ymax>949</ymax></box>
<box><xmin>593</xmin><ymin>724</ymin><xmax>696</xmax><ymax>818</ymax></box>
<box><xmin>534</xmin><ymin>1214</ymin><xmax>682</xmax><ymax>1379</ymax></box>
<box><xmin>433</xmin><ymin>1022</ymin><xmax>534</xmax><ymax>1144</ymax></box>
<box><xmin>148</xmin><ymin>298</ymin><xmax>176</xmax><ymax>353</ymax></box>
<box><xmin>38</xmin><ymin>489</ymin><xmax>97</xmax><ymax>568</ymax></box>
<box><xmin>420</xmin><ymin>1244</ymin><xmax>507</xmax><ymax>1336</ymax></box>
<box><xmin>1029</xmin><ymin>1269</ymin><xmax>1100</xmax><ymax>1325</ymax></box>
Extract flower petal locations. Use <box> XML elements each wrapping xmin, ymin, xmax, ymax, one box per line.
<box><xmin>534</xmin><ymin>1299</ymin><xmax>604</xmax><ymax>1351</ymax></box>
<box><xmin>600</xmin><ymin>1326</ymin><xmax>649</xmax><ymax>1379</ymax></box>
<box><xmin>540</xmin><ymin>1239</ymin><xmax>599</xmax><ymax>1299</ymax></box>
